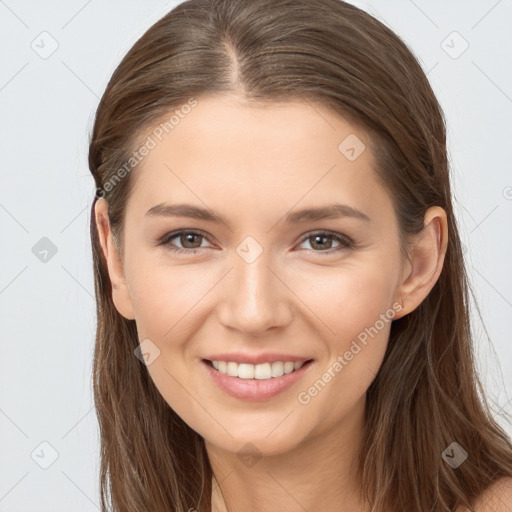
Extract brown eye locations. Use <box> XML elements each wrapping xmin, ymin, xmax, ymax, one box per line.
<box><xmin>178</xmin><ymin>232</ymin><xmax>204</xmax><ymax>249</ymax></box>
<box><xmin>158</xmin><ymin>229</ymin><xmax>353</xmax><ymax>255</ymax></box>
<box><xmin>298</xmin><ymin>231</ymin><xmax>353</xmax><ymax>254</ymax></box>
<box><xmin>309</xmin><ymin>234</ymin><xmax>334</xmax><ymax>250</ymax></box>
<box><xmin>159</xmin><ymin>230</ymin><xmax>210</xmax><ymax>253</ymax></box>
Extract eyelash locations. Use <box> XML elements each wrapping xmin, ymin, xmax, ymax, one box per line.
<box><xmin>157</xmin><ymin>229</ymin><xmax>354</xmax><ymax>255</ymax></box>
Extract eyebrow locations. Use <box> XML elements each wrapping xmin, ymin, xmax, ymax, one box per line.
<box><xmin>145</xmin><ymin>202</ymin><xmax>371</xmax><ymax>227</ymax></box>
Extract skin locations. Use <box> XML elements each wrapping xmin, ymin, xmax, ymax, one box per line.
<box><xmin>95</xmin><ymin>93</ymin><xmax>450</xmax><ymax>512</ymax></box>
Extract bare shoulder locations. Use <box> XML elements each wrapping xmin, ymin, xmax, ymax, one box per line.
<box><xmin>460</xmin><ymin>476</ymin><xmax>512</xmax><ymax>512</ymax></box>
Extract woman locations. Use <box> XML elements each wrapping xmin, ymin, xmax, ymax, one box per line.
<box><xmin>88</xmin><ymin>0</ymin><xmax>512</xmax><ymax>510</ymax></box>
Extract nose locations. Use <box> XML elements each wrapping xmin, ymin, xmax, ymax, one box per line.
<box><xmin>217</xmin><ymin>251</ymin><xmax>293</xmax><ymax>335</ymax></box>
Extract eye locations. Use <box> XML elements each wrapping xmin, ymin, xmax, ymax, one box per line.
<box><xmin>158</xmin><ymin>229</ymin><xmax>353</xmax><ymax>255</ymax></box>
<box><xmin>158</xmin><ymin>230</ymin><xmax>211</xmax><ymax>254</ymax></box>
<box><xmin>297</xmin><ymin>230</ymin><xmax>353</xmax><ymax>254</ymax></box>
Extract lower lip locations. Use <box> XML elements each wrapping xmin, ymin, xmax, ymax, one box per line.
<box><xmin>201</xmin><ymin>359</ymin><xmax>314</xmax><ymax>401</ymax></box>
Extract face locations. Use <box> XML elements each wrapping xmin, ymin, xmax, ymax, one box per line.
<box><xmin>98</xmin><ymin>94</ymin><xmax>411</xmax><ymax>457</ymax></box>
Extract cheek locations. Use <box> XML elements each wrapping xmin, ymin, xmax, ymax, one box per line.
<box><xmin>125</xmin><ymin>254</ymin><xmax>210</xmax><ymax>340</ymax></box>
<box><xmin>293</xmin><ymin>297</ymin><xmax>393</xmax><ymax>438</ymax></box>
<box><xmin>298</xmin><ymin>257</ymin><xmax>398</xmax><ymax>339</ymax></box>
<box><xmin>295</xmin><ymin>261</ymin><xmax>397</xmax><ymax>396</ymax></box>
<box><xmin>123</xmin><ymin>259</ymin><xmax>211</xmax><ymax>429</ymax></box>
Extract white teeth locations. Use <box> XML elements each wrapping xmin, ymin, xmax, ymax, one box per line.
<box><xmin>284</xmin><ymin>362</ymin><xmax>294</xmax><ymax>374</ymax></box>
<box><xmin>238</xmin><ymin>363</ymin><xmax>255</xmax><ymax>379</ymax></box>
<box><xmin>227</xmin><ymin>361</ymin><xmax>238</xmax><ymax>377</ymax></box>
<box><xmin>210</xmin><ymin>360</ymin><xmax>307</xmax><ymax>379</ymax></box>
<box><xmin>271</xmin><ymin>361</ymin><xmax>284</xmax><ymax>377</ymax></box>
<box><xmin>254</xmin><ymin>363</ymin><xmax>271</xmax><ymax>380</ymax></box>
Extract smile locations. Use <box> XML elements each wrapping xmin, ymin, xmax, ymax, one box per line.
<box><xmin>210</xmin><ymin>360</ymin><xmax>309</xmax><ymax>379</ymax></box>
<box><xmin>202</xmin><ymin>359</ymin><xmax>315</xmax><ymax>401</ymax></box>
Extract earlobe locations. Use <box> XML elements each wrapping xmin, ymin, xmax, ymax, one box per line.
<box><xmin>94</xmin><ymin>198</ymin><xmax>136</xmax><ymax>320</ymax></box>
<box><xmin>393</xmin><ymin>206</ymin><xmax>448</xmax><ymax>319</ymax></box>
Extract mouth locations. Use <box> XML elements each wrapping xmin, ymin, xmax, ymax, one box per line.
<box><xmin>201</xmin><ymin>357</ymin><xmax>315</xmax><ymax>401</ymax></box>
<box><xmin>203</xmin><ymin>359</ymin><xmax>313</xmax><ymax>380</ymax></box>
<box><xmin>203</xmin><ymin>358</ymin><xmax>314</xmax><ymax>380</ymax></box>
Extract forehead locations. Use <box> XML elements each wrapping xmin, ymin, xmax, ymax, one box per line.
<box><xmin>126</xmin><ymin>94</ymin><xmax>393</xmax><ymax>224</ymax></box>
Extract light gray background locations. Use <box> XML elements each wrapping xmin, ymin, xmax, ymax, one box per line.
<box><xmin>0</xmin><ymin>0</ymin><xmax>511</xmax><ymax>510</ymax></box>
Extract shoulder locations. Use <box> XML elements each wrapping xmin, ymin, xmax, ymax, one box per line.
<box><xmin>458</xmin><ymin>477</ymin><xmax>512</xmax><ymax>512</ymax></box>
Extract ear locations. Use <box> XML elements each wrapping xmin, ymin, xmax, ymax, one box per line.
<box><xmin>393</xmin><ymin>206</ymin><xmax>448</xmax><ymax>319</ymax></box>
<box><xmin>94</xmin><ymin>198</ymin><xmax>135</xmax><ymax>320</ymax></box>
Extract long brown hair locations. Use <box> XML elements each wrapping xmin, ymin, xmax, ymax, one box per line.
<box><xmin>88</xmin><ymin>0</ymin><xmax>512</xmax><ymax>510</ymax></box>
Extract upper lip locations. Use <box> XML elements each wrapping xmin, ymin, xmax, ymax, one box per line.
<box><xmin>203</xmin><ymin>352</ymin><xmax>313</xmax><ymax>365</ymax></box>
